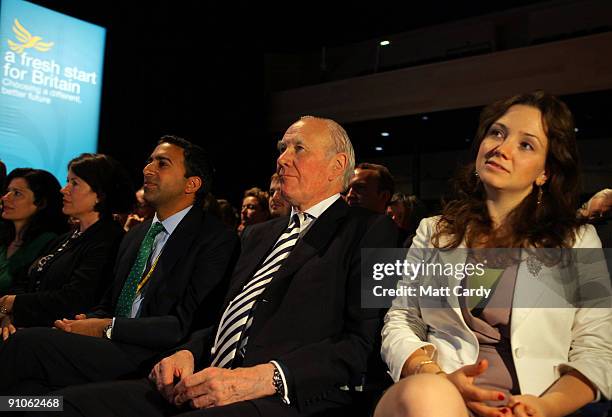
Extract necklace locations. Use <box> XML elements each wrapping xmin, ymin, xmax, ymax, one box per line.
<box><xmin>34</xmin><ymin>229</ymin><xmax>82</xmax><ymax>273</ymax></box>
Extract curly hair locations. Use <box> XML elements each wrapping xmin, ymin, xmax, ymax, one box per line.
<box><xmin>432</xmin><ymin>91</ymin><xmax>585</xmax><ymax>249</ymax></box>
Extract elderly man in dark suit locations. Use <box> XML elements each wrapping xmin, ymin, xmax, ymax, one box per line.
<box><xmin>28</xmin><ymin>116</ymin><xmax>397</xmax><ymax>417</ymax></box>
<box><xmin>0</xmin><ymin>135</ymin><xmax>239</xmax><ymax>394</ymax></box>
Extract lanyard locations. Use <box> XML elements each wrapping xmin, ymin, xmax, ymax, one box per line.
<box><xmin>136</xmin><ymin>253</ymin><xmax>161</xmax><ymax>294</ymax></box>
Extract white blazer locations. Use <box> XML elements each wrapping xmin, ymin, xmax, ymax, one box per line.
<box><xmin>381</xmin><ymin>216</ymin><xmax>612</xmax><ymax>399</ymax></box>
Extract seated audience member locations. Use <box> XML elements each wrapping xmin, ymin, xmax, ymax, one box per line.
<box><xmin>0</xmin><ymin>169</ymin><xmax>67</xmax><ymax>294</ymax></box>
<box><xmin>580</xmin><ymin>188</ymin><xmax>612</xmax><ymax>247</ymax></box>
<box><xmin>0</xmin><ymin>159</ymin><xmax>6</xmax><ymax>195</ymax></box>
<box><xmin>201</xmin><ymin>192</ymin><xmax>223</xmax><ymax>219</ymax></box>
<box><xmin>237</xmin><ymin>187</ymin><xmax>270</xmax><ymax>235</ymax></box>
<box><xmin>217</xmin><ymin>199</ymin><xmax>239</xmax><ymax>230</ymax></box>
<box><xmin>268</xmin><ymin>173</ymin><xmax>290</xmax><ymax>218</ymax></box>
<box><xmin>0</xmin><ymin>154</ymin><xmax>134</xmax><ymax>336</ymax></box>
<box><xmin>346</xmin><ymin>162</ymin><xmax>394</xmax><ymax>214</ymax></box>
<box><xmin>580</xmin><ymin>188</ymin><xmax>612</xmax><ymax>219</ymax></box>
<box><xmin>123</xmin><ymin>187</ymin><xmax>155</xmax><ymax>231</ymax></box>
<box><xmin>27</xmin><ymin>116</ymin><xmax>398</xmax><ymax>417</ymax></box>
<box><xmin>375</xmin><ymin>91</ymin><xmax>612</xmax><ymax>417</ymax></box>
<box><xmin>386</xmin><ymin>193</ymin><xmax>428</xmax><ymax>247</ymax></box>
<box><xmin>0</xmin><ymin>136</ymin><xmax>239</xmax><ymax>394</ymax></box>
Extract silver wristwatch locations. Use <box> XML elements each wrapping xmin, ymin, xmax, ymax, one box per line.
<box><xmin>272</xmin><ymin>364</ymin><xmax>285</xmax><ymax>397</ymax></box>
<box><xmin>102</xmin><ymin>322</ymin><xmax>113</xmax><ymax>340</ymax></box>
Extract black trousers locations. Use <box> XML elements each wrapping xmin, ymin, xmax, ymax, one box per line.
<box><xmin>3</xmin><ymin>329</ymin><xmax>351</xmax><ymax>417</ymax></box>
<box><xmin>23</xmin><ymin>378</ymin><xmax>343</xmax><ymax>417</ymax></box>
<box><xmin>44</xmin><ymin>379</ymin><xmax>264</xmax><ymax>417</ymax></box>
<box><xmin>0</xmin><ymin>327</ymin><xmax>159</xmax><ymax>395</ymax></box>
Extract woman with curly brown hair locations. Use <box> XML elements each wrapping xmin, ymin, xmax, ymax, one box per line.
<box><xmin>376</xmin><ymin>91</ymin><xmax>611</xmax><ymax>417</ymax></box>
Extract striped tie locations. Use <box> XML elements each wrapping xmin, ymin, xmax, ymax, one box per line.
<box><xmin>210</xmin><ymin>213</ymin><xmax>302</xmax><ymax>368</ymax></box>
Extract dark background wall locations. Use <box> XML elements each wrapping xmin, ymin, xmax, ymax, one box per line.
<box><xmin>26</xmin><ymin>0</ymin><xmax>612</xmax><ymax>208</ymax></box>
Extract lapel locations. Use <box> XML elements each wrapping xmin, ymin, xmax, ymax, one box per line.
<box><xmin>139</xmin><ymin>207</ymin><xmax>203</xmax><ymax>312</ymax></box>
<box><xmin>225</xmin><ymin>198</ymin><xmax>349</xmax><ymax>305</ymax></box>
<box><xmin>510</xmin><ymin>250</ymin><xmax>548</xmax><ymax>331</ymax></box>
<box><xmin>242</xmin><ymin>198</ymin><xmax>349</xmax><ymax>343</ymax></box>
<box><xmin>267</xmin><ymin>198</ymin><xmax>349</xmax><ymax>288</ymax></box>
<box><xmin>446</xmin><ymin>242</ymin><xmax>469</xmax><ymax>326</ymax></box>
<box><xmin>224</xmin><ymin>218</ymin><xmax>288</xmax><ymax>304</ymax></box>
<box><xmin>112</xmin><ymin>220</ymin><xmax>150</xmax><ymax>303</ymax></box>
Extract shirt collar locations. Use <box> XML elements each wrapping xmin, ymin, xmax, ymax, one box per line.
<box><xmin>290</xmin><ymin>193</ymin><xmax>341</xmax><ymax>225</ymax></box>
<box><xmin>152</xmin><ymin>205</ymin><xmax>193</xmax><ymax>236</ymax></box>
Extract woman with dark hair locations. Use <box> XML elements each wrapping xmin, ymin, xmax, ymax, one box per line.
<box><xmin>0</xmin><ymin>160</ymin><xmax>6</xmax><ymax>194</ymax></box>
<box><xmin>0</xmin><ymin>168</ymin><xmax>67</xmax><ymax>293</ymax></box>
<box><xmin>376</xmin><ymin>92</ymin><xmax>611</xmax><ymax>417</ymax></box>
<box><xmin>0</xmin><ymin>154</ymin><xmax>134</xmax><ymax>338</ymax></box>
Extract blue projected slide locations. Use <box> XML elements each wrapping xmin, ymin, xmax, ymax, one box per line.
<box><xmin>0</xmin><ymin>0</ymin><xmax>105</xmax><ymax>182</ymax></box>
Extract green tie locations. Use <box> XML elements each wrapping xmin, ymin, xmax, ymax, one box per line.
<box><xmin>115</xmin><ymin>222</ymin><xmax>165</xmax><ymax>317</ymax></box>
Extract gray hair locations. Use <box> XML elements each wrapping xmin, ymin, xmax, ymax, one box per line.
<box><xmin>579</xmin><ymin>188</ymin><xmax>612</xmax><ymax>218</ymax></box>
<box><xmin>299</xmin><ymin>116</ymin><xmax>355</xmax><ymax>190</ymax></box>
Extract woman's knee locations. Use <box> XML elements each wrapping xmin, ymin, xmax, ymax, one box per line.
<box><xmin>374</xmin><ymin>374</ymin><xmax>467</xmax><ymax>417</ymax></box>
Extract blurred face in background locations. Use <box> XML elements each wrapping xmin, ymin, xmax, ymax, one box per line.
<box><xmin>1</xmin><ymin>178</ymin><xmax>38</xmax><ymax>226</ymax></box>
<box><xmin>346</xmin><ymin>168</ymin><xmax>389</xmax><ymax>214</ymax></box>
<box><xmin>134</xmin><ymin>188</ymin><xmax>154</xmax><ymax>219</ymax></box>
<box><xmin>269</xmin><ymin>178</ymin><xmax>290</xmax><ymax>218</ymax></box>
<box><xmin>241</xmin><ymin>196</ymin><xmax>269</xmax><ymax>226</ymax></box>
<box><xmin>386</xmin><ymin>201</ymin><xmax>406</xmax><ymax>230</ymax></box>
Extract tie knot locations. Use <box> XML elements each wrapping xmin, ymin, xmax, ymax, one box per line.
<box><xmin>148</xmin><ymin>222</ymin><xmax>165</xmax><ymax>238</ymax></box>
<box><xmin>291</xmin><ymin>213</ymin><xmax>301</xmax><ymax>229</ymax></box>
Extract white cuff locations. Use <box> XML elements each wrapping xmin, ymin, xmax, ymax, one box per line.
<box><xmin>270</xmin><ymin>360</ymin><xmax>290</xmax><ymax>405</ymax></box>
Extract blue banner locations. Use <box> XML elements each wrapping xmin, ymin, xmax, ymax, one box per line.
<box><xmin>0</xmin><ymin>0</ymin><xmax>105</xmax><ymax>182</ymax></box>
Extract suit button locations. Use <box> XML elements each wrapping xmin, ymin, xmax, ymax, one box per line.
<box><xmin>514</xmin><ymin>347</ymin><xmax>525</xmax><ymax>358</ymax></box>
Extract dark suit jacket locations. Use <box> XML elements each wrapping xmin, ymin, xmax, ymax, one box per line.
<box><xmin>12</xmin><ymin>218</ymin><xmax>124</xmax><ymax>327</ymax></box>
<box><xmin>89</xmin><ymin>206</ymin><xmax>239</xmax><ymax>351</ymax></box>
<box><xmin>185</xmin><ymin>198</ymin><xmax>398</xmax><ymax>415</ymax></box>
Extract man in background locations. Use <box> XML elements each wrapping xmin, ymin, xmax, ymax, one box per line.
<box><xmin>346</xmin><ymin>162</ymin><xmax>394</xmax><ymax>214</ymax></box>
<box><xmin>268</xmin><ymin>173</ymin><xmax>290</xmax><ymax>218</ymax></box>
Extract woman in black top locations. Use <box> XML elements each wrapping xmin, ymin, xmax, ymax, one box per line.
<box><xmin>0</xmin><ymin>154</ymin><xmax>134</xmax><ymax>338</ymax></box>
